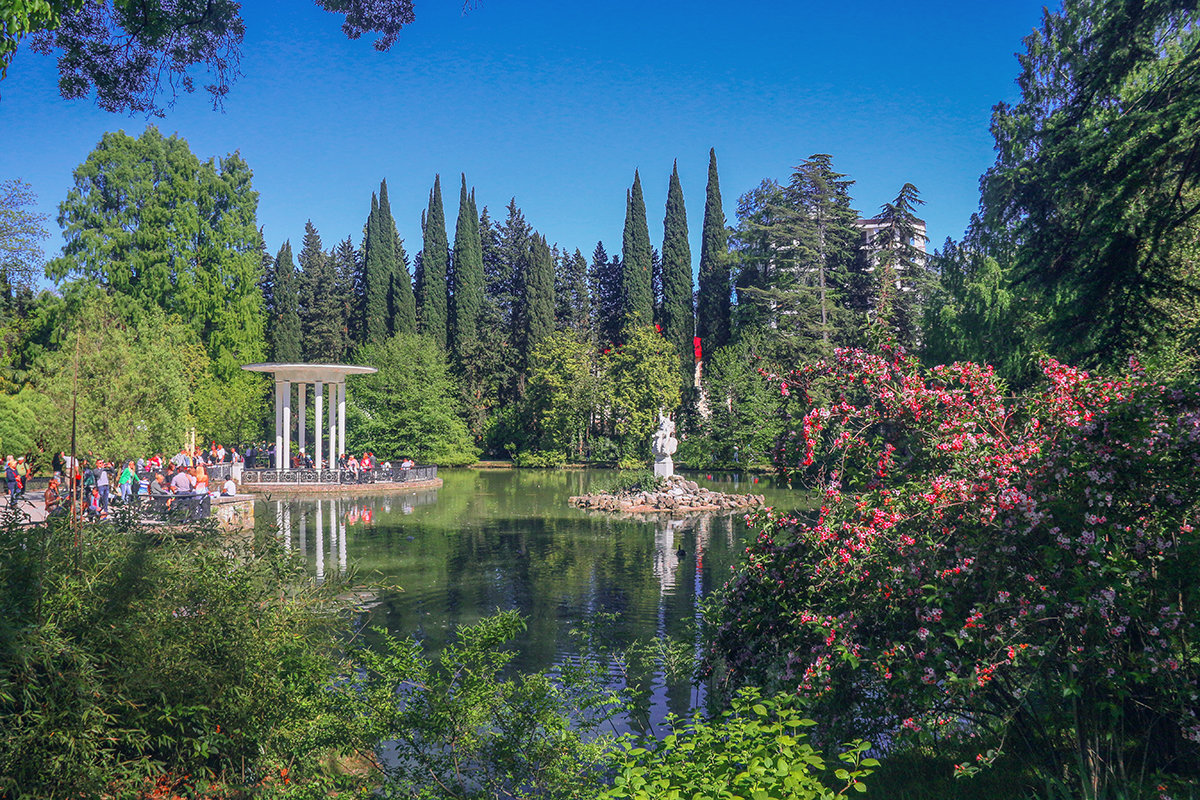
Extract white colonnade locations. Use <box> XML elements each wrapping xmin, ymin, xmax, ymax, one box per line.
<box><xmin>243</xmin><ymin>363</ymin><xmax>376</xmax><ymax>469</ymax></box>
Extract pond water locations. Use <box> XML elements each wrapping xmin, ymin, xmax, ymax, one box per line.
<box><xmin>259</xmin><ymin>468</ymin><xmax>809</xmax><ymax>730</ymax></box>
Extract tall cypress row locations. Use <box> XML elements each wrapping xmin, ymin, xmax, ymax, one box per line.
<box><xmin>268</xmin><ymin>240</ymin><xmax>302</xmax><ymax>361</ymax></box>
<box><xmin>451</xmin><ymin>176</ymin><xmax>484</xmax><ymax>361</ymax></box>
<box><xmin>697</xmin><ymin>148</ymin><xmax>730</xmax><ymax>354</ymax></box>
<box><xmin>362</xmin><ymin>191</ymin><xmax>391</xmax><ymax>344</ymax></box>
<box><xmin>620</xmin><ymin>170</ymin><xmax>653</xmax><ymax>335</ymax></box>
<box><xmin>419</xmin><ymin>174</ymin><xmax>450</xmax><ymax>349</ymax></box>
<box><xmin>380</xmin><ymin>180</ymin><xmax>416</xmax><ymax>335</ymax></box>
<box><xmin>662</xmin><ymin>161</ymin><xmax>694</xmax><ymax>383</ymax></box>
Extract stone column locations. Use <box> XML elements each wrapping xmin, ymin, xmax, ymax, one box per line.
<box><xmin>314</xmin><ymin>381</ymin><xmax>324</xmax><ymax>469</ymax></box>
<box><xmin>274</xmin><ymin>380</ymin><xmax>284</xmax><ymax>469</ymax></box>
<box><xmin>337</xmin><ymin>382</ymin><xmax>347</xmax><ymax>463</ymax></box>
<box><xmin>328</xmin><ymin>382</ymin><xmax>336</xmax><ymax>467</ymax></box>
<box><xmin>282</xmin><ymin>381</ymin><xmax>292</xmax><ymax>470</ymax></box>
<box><xmin>298</xmin><ymin>383</ymin><xmax>306</xmax><ymax>461</ymax></box>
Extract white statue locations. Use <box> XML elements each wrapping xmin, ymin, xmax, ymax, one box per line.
<box><xmin>651</xmin><ymin>413</ymin><xmax>677</xmax><ymax>477</ymax></box>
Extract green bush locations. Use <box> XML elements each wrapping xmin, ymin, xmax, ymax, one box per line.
<box><xmin>512</xmin><ymin>448</ymin><xmax>568</xmax><ymax>468</ymax></box>
<box><xmin>593</xmin><ymin>469</ymin><xmax>664</xmax><ymax>496</ymax></box>
<box><xmin>0</xmin><ymin>509</ymin><xmax>363</xmax><ymax>798</ymax></box>
<box><xmin>601</xmin><ymin>688</ymin><xmax>875</xmax><ymax>800</ymax></box>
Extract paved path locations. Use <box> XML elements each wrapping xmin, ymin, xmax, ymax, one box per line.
<box><xmin>0</xmin><ymin>496</ymin><xmax>50</xmax><ymax>524</ymax></box>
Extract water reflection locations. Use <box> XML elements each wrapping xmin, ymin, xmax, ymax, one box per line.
<box><xmin>261</xmin><ymin>469</ymin><xmax>804</xmax><ymax>730</ymax></box>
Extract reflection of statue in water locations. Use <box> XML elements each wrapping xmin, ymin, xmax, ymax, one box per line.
<box><xmin>651</xmin><ymin>413</ymin><xmax>677</xmax><ymax>477</ymax></box>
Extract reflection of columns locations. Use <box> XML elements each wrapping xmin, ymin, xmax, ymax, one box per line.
<box><xmin>337</xmin><ymin>382</ymin><xmax>346</xmax><ymax>462</ymax></box>
<box><xmin>315</xmin><ymin>499</ymin><xmax>324</xmax><ymax>583</ymax></box>
<box><xmin>328</xmin><ymin>382</ymin><xmax>337</xmax><ymax>465</ymax></box>
<box><xmin>283</xmin><ymin>505</ymin><xmax>292</xmax><ymax>551</ymax></box>
<box><xmin>282</xmin><ymin>380</ymin><xmax>292</xmax><ymax>469</ymax></box>
<box><xmin>299</xmin><ymin>508</ymin><xmax>307</xmax><ymax>555</ymax></box>
<box><xmin>339</xmin><ymin>514</ymin><xmax>347</xmax><ymax>573</ymax></box>
<box><xmin>275</xmin><ymin>500</ymin><xmax>282</xmax><ymax>535</ymax></box>
<box><xmin>328</xmin><ymin>498</ymin><xmax>337</xmax><ymax>574</ymax></box>
<box><xmin>274</xmin><ymin>381</ymin><xmax>284</xmax><ymax>469</ymax></box>
<box><xmin>298</xmin><ymin>383</ymin><xmax>306</xmax><ymax>459</ymax></box>
<box><xmin>314</xmin><ymin>382</ymin><xmax>324</xmax><ymax>469</ymax></box>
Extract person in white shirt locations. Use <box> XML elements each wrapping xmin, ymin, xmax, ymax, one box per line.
<box><xmin>221</xmin><ymin>477</ymin><xmax>237</xmax><ymax>496</ymax></box>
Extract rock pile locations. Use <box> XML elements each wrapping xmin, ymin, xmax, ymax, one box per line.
<box><xmin>569</xmin><ymin>474</ymin><xmax>766</xmax><ymax>514</ymax></box>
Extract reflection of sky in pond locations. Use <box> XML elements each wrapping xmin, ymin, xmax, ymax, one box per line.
<box><xmin>259</xmin><ymin>468</ymin><xmax>809</xmax><ymax>731</ymax></box>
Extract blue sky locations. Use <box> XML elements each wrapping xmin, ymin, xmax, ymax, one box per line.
<box><xmin>2</xmin><ymin>0</ymin><xmax>1049</xmax><ymax>281</ymax></box>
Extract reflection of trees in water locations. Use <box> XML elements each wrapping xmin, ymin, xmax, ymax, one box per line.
<box><xmin>266</xmin><ymin>472</ymin><xmax>761</xmax><ymax>732</ymax></box>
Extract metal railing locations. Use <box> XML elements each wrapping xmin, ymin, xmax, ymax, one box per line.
<box><xmin>241</xmin><ymin>464</ymin><xmax>438</xmax><ymax>486</ymax></box>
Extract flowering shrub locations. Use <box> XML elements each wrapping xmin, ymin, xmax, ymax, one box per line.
<box><xmin>709</xmin><ymin>348</ymin><xmax>1200</xmax><ymax>791</ymax></box>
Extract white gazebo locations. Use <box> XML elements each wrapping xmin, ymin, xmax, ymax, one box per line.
<box><xmin>242</xmin><ymin>363</ymin><xmax>377</xmax><ymax>470</ymax></box>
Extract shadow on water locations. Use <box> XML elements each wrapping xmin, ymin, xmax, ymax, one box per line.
<box><xmin>257</xmin><ymin>468</ymin><xmax>810</xmax><ymax>732</ymax></box>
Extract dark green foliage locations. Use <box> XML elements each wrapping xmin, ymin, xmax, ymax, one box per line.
<box><xmin>348</xmin><ymin>332</ymin><xmax>479</xmax><ymax>465</ymax></box>
<box><xmin>737</xmin><ymin>155</ymin><xmax>862</xmax><ymax>362</ymax></box>
<box><xmin>661</xmin><ymin>162</ymin><xmax>694</xmax><ymax>385</ymax></box>
<box><xmin>687</xmin><ymin>334</ymin><xmax>782</xmax><ymax>468</ymax></box>
<box><xmin>731</xmin><ymin>179</ymin><xmax>787</xmax><ymax>338</ymax></box>
<box><xmin>266</xmin><ymin>240</ymin><xmax>302</xmax><ymax>362</ymax></box>
<box><xmin>332</xmin><ymin>235</ymin><xmax>361</xmax><ymax>347</ymax></box>
<box><xmin>297</xmin><ymin>220</ymin><xmax>347</xmax><ymax>362</ymax></box>
<box><xmin>451</xmin><ymin>177</ymin><xmax>484</xmax><ymax>362</ymax></box>
<box><xmin>865</xmin><ymin>183</ymin><xmax>929</xmax><ymax>348</ymax></box>
<box><xmin>518</xmin><ymin>234</ymin><xmax>556</xmax><ymax>369</ymax></box>
<box><xmin>418</xmin><ymin>174</ymin><xmax>450</xmax><ymax>349</ymax></box>
<box><xmin>621</xmin><ymin>171</ymin><xmax>654</xmax><ymax>334</ymax></box>
<box><xmin>480</xmin><ymin>205</ymin><xmax>511</xmax><ymax>330</ymax></box>
<box><xmin>382</xmin><ymin>181</ymin><xmax>416</xmax><ymax>336</ymax></box>
<box><xmin>49</xmin><ymin>127</ymin><xmax>266</xmax><ymax>380</ymax></box>
<box><xmin>978</xmin><ymin>0</ymin><xmax>1200</xmax><ymax>370</ymax></box>
<box><xmin>555</xmin><ymin>247</ymin><xmax>591</xmax><ymax>335</ymax></box>
<box><xmin>362</xmin><ymin>190</ymin><xmax>390</xmax><ymax>343</ymax></box>
<box><xmin>590</xmin><ymin>241</ymin><xmax>622</xmax><ymax>348</ymax></box>
<box><xmin>697</xmin><ymin>148</ymin><xmax>731</xmax><ymax>354</ymax></box>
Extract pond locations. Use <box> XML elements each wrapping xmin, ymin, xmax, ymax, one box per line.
<box><xmin>259</xmin><ymin>468</ymin><xmax>809</xmax><ymax>731</ymax></box>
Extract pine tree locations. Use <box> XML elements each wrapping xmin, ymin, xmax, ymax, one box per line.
<box><xmin>479</xmin><ymin>205</ymin><xmax>507</xmax><ymax>329</ymax></box>
<box><xmin>332</xmin><ymin>236</ymin><xmax>361</xmax><ymax>348</ymax></box>
<box><xmin>620</xmin><ymin>170</ymin><xmax>653</xmax><ymax>334</ymax></box>
<box><xmin>555</xmin><ymin>247</ymin><xmax>590</xmax><ymax>336</ymax></box>
<box><xmin>297</xmin><ymin>220</ymin><xmax>346</xmax><ymax>362</ymax></box>
<box><xmin>498</xmin><ymin>199</ymin><xmax>533</xmax><ymax>344</ymax></box>
<box><xmin>590</xmin><ymin>241</ymin><xmax>621</xmax><ymax>348</ymax></box>
<box><xmin>661</xmin><ymin>161</ymin><xmax>694</xmax><ymax>383</ymax></box>
<box><xmin>697</xmin><ymin>148</ymin><xmax>731</xmax><ymax>355</ymax></box>
<box><xmin>868</xmin><ymin>183</ymin><xmax>929</xmax><ymax>348</ymax></box>
<box><xmin>267</xmin><ymin>241</ymin><xmax>302</xmax><ymax>361</ymax></box>
<box><xmin>416</xmin><ymin>174</ymin><xmax>449</xmax><ymax>349</ymax></box>
<box><xmin>362</xmin><ymin>190</ymin><xmax>390</xmax><ymax>343</ymax></box>
<box><xmin>451</xmin><ymin>177</ymin><xmax>484</xmax><ymax>362</ymax></box>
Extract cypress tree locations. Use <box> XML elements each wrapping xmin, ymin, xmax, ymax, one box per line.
<box><xmin>451</xmin><ymin>177</ymin><xmax>484</xmax><ymax>361</ymax></box>
<box><xmin>499</xmin><ymin>199</ymin><xmax>532</xmax><ymax>342</ymax></box>
<box><xmin>662</xmin><ymin>161</ymin><xmax>694</xmax><ymax>383</ymax></box>
<box><xmin>697</xmin><ymin>148</ymin><xmax>731</xmax><ymax>354</ymax></box>
<box><xmin>332</xmin><ymin>236</ymin><xmax>360</xmax><ymax>347</ymax></box>
<box><xmin>362</xmin><ymin>191</ymin><xmax>390</xmax><ymax>344</ymax></box>
<box><xmin>379</xmin><ymin>180</ymin><xmax>415</xmax><ymax>335</ymax></box>
<box><xmin>620</xmin><ymin>170</ymin><xmax>653</xmax><ymax>334</ymax></box>
<box><xmin>418</xmin><ymin>174</ymin><xmax>450</xmax><ymax>349</ymax></box>
<box><xmin>520</xmin><ymin>233</ymin><xmax>556</xmax><ymax>366</ymax></box>
<box><xmin>267</xmin><ymin>241</ymin><xmax>302</xmax><ymax>361</ymax></box>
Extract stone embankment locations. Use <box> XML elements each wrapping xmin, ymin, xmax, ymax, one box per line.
<box><xmin>569</xmin><ymin>474</ymin><xmax>766</xmax><ymax>514</ymax></box>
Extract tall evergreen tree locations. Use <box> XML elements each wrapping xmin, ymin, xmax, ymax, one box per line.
<box><xmin>479</xmin><ymin>205</ymin><xmax>507</xmax><ymax>329</ymax></box>
<box><xmin>661</xmin><ymin>161</ymin><xmax>694</xmax><ymax>383</ymax></box>
<box><xmin>867</xmin><ymin>183</ymin><xmax>929</xmax><ymax>348</ymax></box>
<box><xmin>332</xmin><ymin>236</ymin><xmax>361</xmax><ymax>347</ymax></box>
<box><xmin>361</xmin><ymin>190</ymin><xmax>390</xmax><ymax>343</ymax></box>
<box><xmin>378</xmin><ymin>181</ymin><xmax>415</xmax><ymax>335</ymax></box>
<box><xmin>451</xmin><ymin>177</ymin><xmax>484</xmax><ymax>362</ymax></box>
<box><xmin>590</xmin><ymin>241</ymin><xmax>622</xmax><ymax>348</ymax></box>
<box><xmin>697</xmin><ymin>148</ymin><xmax>731</xmax><ymax>355</ymax></box>
<box><xmin>498</xmin><ymin>199</ymin><xmax>533</xmax><ymax>342</ymax></box>
<box><xmin>518</xmin><ymin>233</ymin><xmax>556</xmax><ymax>370</ymax></box>
<box><xmin>267</xmin><ymin>241</ymin><xmax>301</xmax><ymax>361</ymax></box>
<box><xmin>620</xmin><ymin>170</ymin><xmax>653</xmax><ymax>334</ymax></box>
<box><xmin>297</xmin><ymin>220</ymin><xmax>346</xmax><ymax>362</ymax></box>
<box><xmin>555</xmin><ymin>247</ymin><xmax>591</xmax><ymax>336</ymax></box>
<box><xmin>416</xmin><ymin>174</ymin><xmax>449</xmax><ymax>349</ymax></box>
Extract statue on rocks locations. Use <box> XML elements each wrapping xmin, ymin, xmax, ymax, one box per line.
<box><xmin>651</xmin><ymin>413</ymin><xmax>677</xmax><ymax>478</ymax></box>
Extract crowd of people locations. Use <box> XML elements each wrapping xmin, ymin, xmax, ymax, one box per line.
<box><xmin>5</xmin><ymin>442</ymin><xmax>423</xmax><ymax>521</ymax></box>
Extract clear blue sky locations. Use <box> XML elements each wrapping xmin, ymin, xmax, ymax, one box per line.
<box><xmin>1</xmin><ymin>0</ymin><xmax>1049</xmax><ymax>280</ymax></box>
